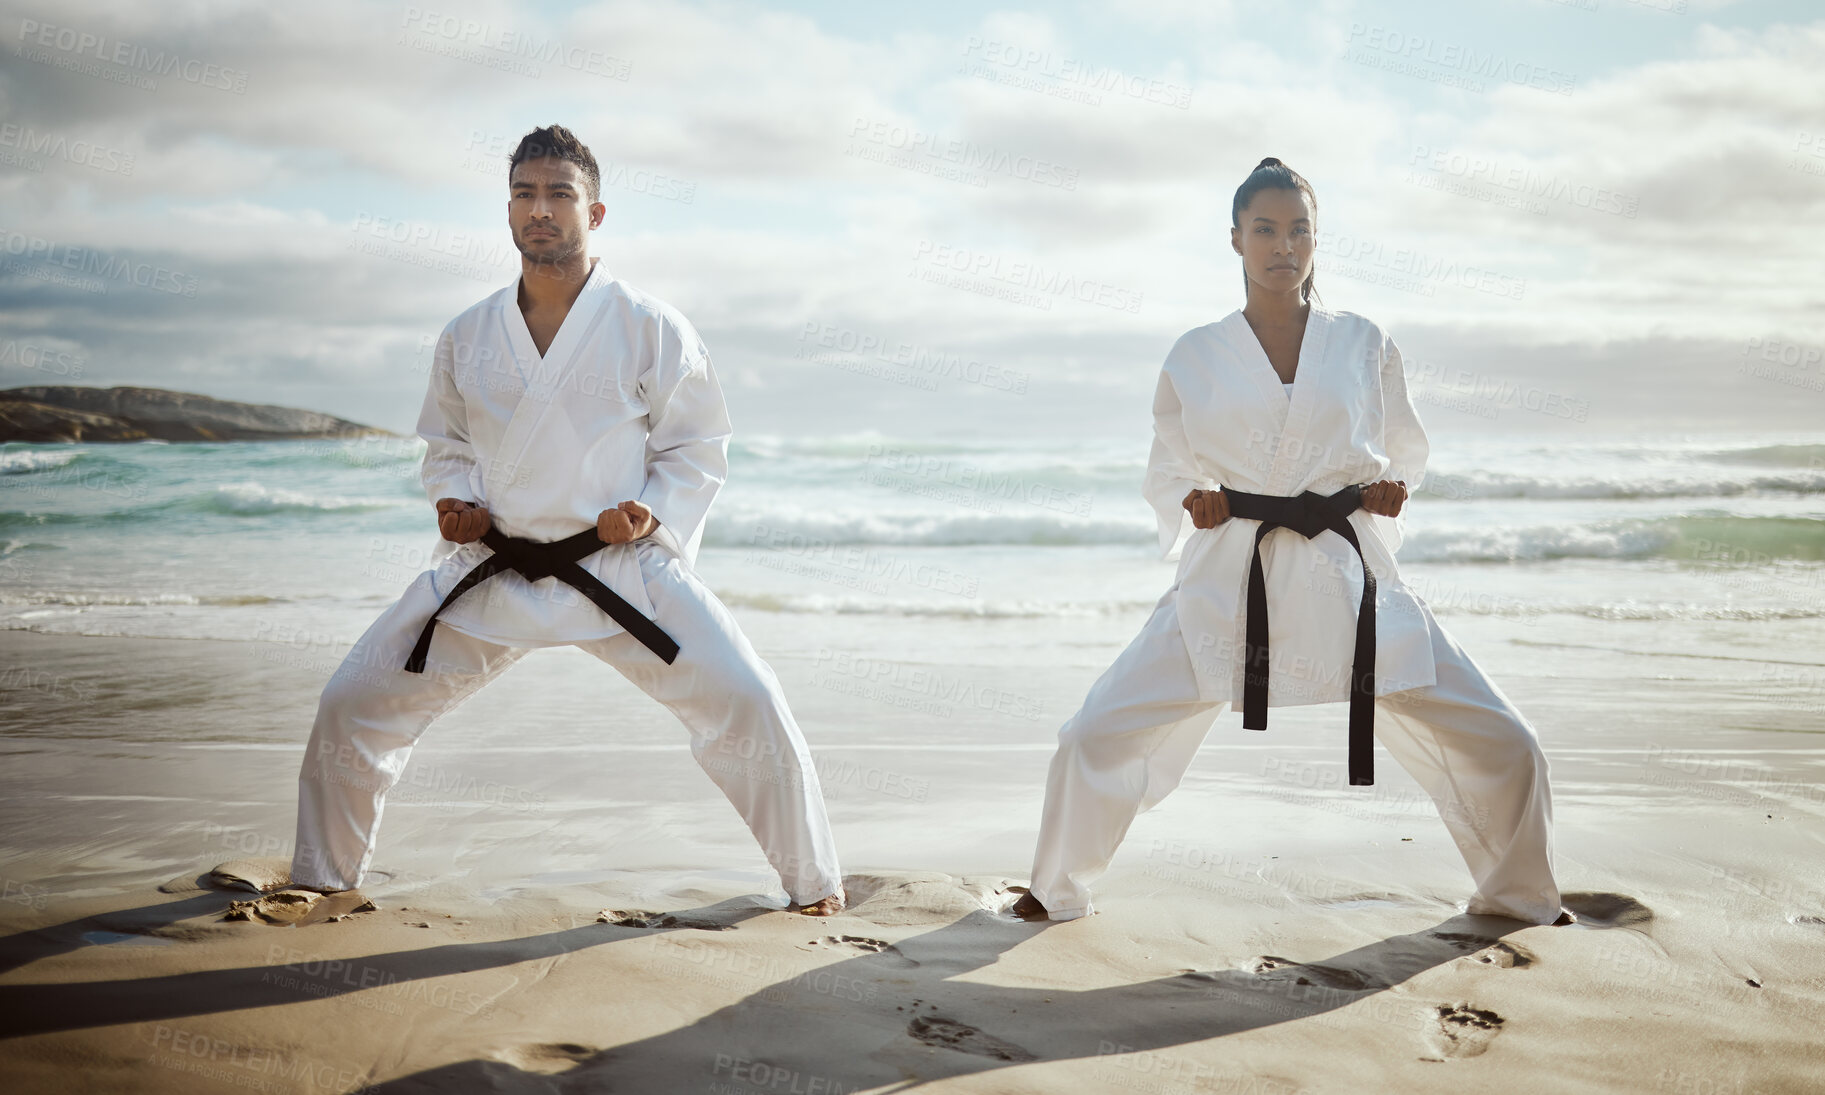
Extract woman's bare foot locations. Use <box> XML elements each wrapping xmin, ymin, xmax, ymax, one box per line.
<box><xmin>796</xmin><ymin>889</ymin><xmax>846</xmax><ymax>916</ymax></box>
<box><xmin>282</xmin><ymin>881</ymin><xmax>349</xmax><ymax>895</ymax></box>
<box><xmin>1009</xmin><ymin>892</ymin><xmax>1047</xmax><ymax>920</ymax></box>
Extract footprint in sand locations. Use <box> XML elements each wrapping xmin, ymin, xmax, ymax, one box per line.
<box><xmin>1421</xmin><ymin>1003</ymin><xmax>1505</xmax><ymax>1060</ymax></box>
<box><xmin>597</xmin><ymin>910</ymin><xmax>733</xmax><ymax>931</ymax></box>
<box><xmin>1559</xmin><ymin>892</ymin><xmax>1653</xmax><ymax>931</ymax></box>
<box><xmin>1242</xmin><ymin>955</ymin><xmax>1386</xmax><ymax>993</ymax></box>
<box><xmin>1428</xmin><ymin>931</ymin><xmax>1534</xmax><ymax>969</ymax></box>
<box><xmin>810</xmin><ymin>935</ymin><xmax>918</xmax><ymax>967</ymax></box>
<box><xmin>907</xmin><ymin>1016</ymin><xmax>1037</xmax><ymax>1062</ymax></box>
<box><xmin>205</xmin><ymin>858</ymin><xmax>294</xmax><ymax>894</ymax></box>
<box><xmin>191</xmin><ymin>858</ymin><xmax>395</xmax><ymax>897</ymax></box>
<box><xmin>1308</xmin><ymin>892</ymin><xmax>1427</xmax><ymax>911</ymax></box>
<box><xmin>493</xmin><ymin>1042</ymin><xmax>595</xmax><ymax>1075</ymax></box>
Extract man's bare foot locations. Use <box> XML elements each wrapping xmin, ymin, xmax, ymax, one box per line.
<box><xmin>1009</xmin><ymin>892</ymin><xmax>1047</xmax><ymax>920</ymax></box>
<box><xmin>1552</xmin><ymin>907</ymin><xmax>1577</xmax><ymax>926</ymax></box>
<box><xmin>796</xmin><ymin>889</ymin><xmax>846</xmax><ymax>916</ymax></box>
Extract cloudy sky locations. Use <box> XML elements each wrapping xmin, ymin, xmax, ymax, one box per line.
<box><xmin>2</xmin><ymin>0</ymin><xmax>1821</xmax><ymax>442</ymax></box>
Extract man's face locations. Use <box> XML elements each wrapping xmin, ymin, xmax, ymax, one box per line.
<box><xmin>507</xmin><ymin>157</ymin><xmax>604</xmax><ymax>265</ymax></box>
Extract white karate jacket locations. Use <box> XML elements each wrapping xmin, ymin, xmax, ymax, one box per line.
<box><xmin>1144</xmin><ymin>304</ymin><xmax>1440</xmax><ymax>704</ymax></box>
<box><xmin>415</xmin><ymin>258</ymin><xmax>730</xmax><ymax>646</ymax></box>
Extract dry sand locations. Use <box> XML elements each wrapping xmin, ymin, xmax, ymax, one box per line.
<box><xmin>1</xmin><ymin>624</ymin><xmax>1822</xmax><ymax>1093</ymax></box>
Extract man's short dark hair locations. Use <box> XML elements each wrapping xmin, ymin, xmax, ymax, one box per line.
<box><xmin>508</xmin><ymin>125</ymin><xmax>600</xmax><ymax>204</ymax></box>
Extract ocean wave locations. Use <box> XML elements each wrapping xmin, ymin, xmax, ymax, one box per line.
<box><xmin>203</xmin><ymin>481</ymin><xmax>402</xmax><ymax>516</ymax></box>
<box><xmin>0</xmin><ymin>511</ymin><xmax>93</xmax><ymax>530</ymax></box>
<box><xmin>1421</xmin><ymin>598</ymin><xmax>1825</xmax><ymax>622</ymax></box>
<box><xmin>719</xmin><ymin>591</ymin><xmax>1164</xmax><ymax>618</ymax></box>
<box><xmin>0</xmin><ymin>449</ymin><xmax>86</xmax><ymax>475</ymax></box>
<box><xmin>1703</xmin><ymin>443</ymin><xmax>1825</xmax><ymax>467</ymax></box>
<box><xmin>0</xmin><ymin>591</ymin><xmax>286</xmax><ymax>607</ymax></box>
<box><xmin>705</xmin><ymin>509</ymin><xmax>1825</xmax><ymax>559</ymax></box>
<box><xmin>704</xmin><ymin>508</ymin><xmax>1153</xmax><ymax>548</ymax></box>
<box><xmin>1422</xmin><ymin>469</ymin><xmax>1825</xmax><ymax>500</ymax></box>
<box><xmin>0</xmin><ymin>481</ymin><xmax>405</xmax><ymax>526</ymax></box>
<box><xmin>731</xmin><ymin>448</ymin><xmax>1146</xmax><ymax>495</ymax></box>
<box><xmin>708</xmin><ymin>589</ymin><xmax>1825</xmax><ymax>623</ymax></box>
<box><xmin>1403</xmin><ymin>515</ymin><xmax>1825</xmax><ymax>563</ymax></box>
<box><xmin>732</xmin><ymin>432</ymin><xmax>1000</xmax><ymax>461</ymax></box>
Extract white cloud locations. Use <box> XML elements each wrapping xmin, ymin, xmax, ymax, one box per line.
<box><xmin>0</xmin><ymin>0</ymin><xmax>1819</xmax><ymax>435</ymax></box>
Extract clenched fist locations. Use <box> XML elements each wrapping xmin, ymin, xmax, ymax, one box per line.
<box><xmin>1360</xmin><ymin>480</ymin><xmax>1408</xmax><ymax>517</ymax></box>
<box><xmin>1182</xmin><ymin>488</ymin><xmax>1231</xmax><ymax>530</ymax></box>
<box><xmin>435</xmin><ymin>498</ymin><xmax>492</xmax><ymax>543</ymax></box>
<box><xmin>597</xmin><ymin>499</ymin><xmax>659</xmax><ymax>544</ymax></box>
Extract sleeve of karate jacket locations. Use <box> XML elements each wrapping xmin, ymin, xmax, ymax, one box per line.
<box><xmin>1375</xmin><ymin>329</ymin><xmax>1429</xmax><ymax>554</ymax></box>
<box><xmin>1141</xmin><ymin>366</ymin><xmax>1215</xmax><ymax>562</ymax></box>
<box><xmin>638</xmin><ymin>326</ymin><xmax>732</xmax><ymax>567</ymax></box>
<box><xmin>417</xmin><ymin>320</ymin><xmax>479</xmax><ymax>508</ymax></box>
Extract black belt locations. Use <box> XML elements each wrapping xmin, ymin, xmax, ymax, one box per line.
<box><xmin>1220</xmin><ymin>484</ymin><xmax>1377</xmax><ymax>786</ymax></box>
<box><xmin>404</xmin><ymin>527</ymin><xmax>680</xmax><ymax>673</ymax></box>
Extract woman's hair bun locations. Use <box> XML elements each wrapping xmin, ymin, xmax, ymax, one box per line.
<box><xmin>1255</xmin><ymin>156</ymin><xmax>1283</xmax><ymax>170</ymax></box>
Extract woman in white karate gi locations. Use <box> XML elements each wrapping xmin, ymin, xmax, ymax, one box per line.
<box><xmin>1013</xmin><ymin>157</ymin><xmax>1573</xmax><ymax>927</ymax></box>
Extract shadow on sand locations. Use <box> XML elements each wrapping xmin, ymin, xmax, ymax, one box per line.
<box><xmin>0</xmin><ymin>875</ymin><xmax>1651</xmax><ymax>1090</ymax></box>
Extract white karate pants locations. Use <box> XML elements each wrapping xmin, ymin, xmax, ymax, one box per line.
<box><xmin>290</xmin><ymin>540</ymin><xmax>843</xmax><ymax>906</ymax></box>
<box><xmin>1028</xmin><ymin>587</ymin><xmax>1562</xmax><ymax>924</ymax></box>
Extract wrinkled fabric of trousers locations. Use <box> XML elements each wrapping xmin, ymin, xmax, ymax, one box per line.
<box><xmin>291</xmin><ymin>539</ymin><xmax>843</xmax><ymax>906</ymax></box>
<box><xmin>1028</xmin><ymin>585</ymin><xmax>1561</xmax><ymax>925</ymax></box>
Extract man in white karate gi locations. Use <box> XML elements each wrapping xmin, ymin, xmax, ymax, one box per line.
<box><xmin>289</xmin><ymin>125</ymin><xmax>845</xmax><ymax>915</ymax></box>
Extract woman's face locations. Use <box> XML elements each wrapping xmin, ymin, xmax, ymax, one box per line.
<box><xmin>1232</xmin><ymin>187</ymin><xmax>1315</xmax><ymax>296</ymax></box>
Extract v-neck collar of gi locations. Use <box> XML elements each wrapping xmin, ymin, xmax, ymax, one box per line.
<box><xmin>504</xmin><ymin>257</ymin><xmax>611</xmax><ymax>377</ymax></box>
<box><xmin>1231</xmin><ymin>302</ymin><xmax>1321</xmax><ymax>407</ymax></box>
<box><xmin>1226</xmin><ymin>303</ymin><xmax>1335</xmax><ymax>492</ymax></box>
